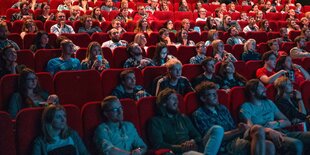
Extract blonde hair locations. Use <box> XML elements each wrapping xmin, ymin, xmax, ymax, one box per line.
<box><xmin>83</xmin><ymin>41</ymin><xmax>103</xmax><ymax>62</ymax></box>
<box><xmin>243</xmin><ymin>39</ymin><xmax>256</xmax><ymax>53</ymax></box>
<box><xmin>165</xmin><ymin>58</ymin><xmax>182</xmax><ymax>70</ymax></box>
<box><xmin>211</xmin><ymin>39</ymin><xmax>223</xmax><ymax>56</ymax></box>
<box><xmin>274</xmin><ymin>76</ymin><xmax>290</xmax><ymax>100</ymax></box>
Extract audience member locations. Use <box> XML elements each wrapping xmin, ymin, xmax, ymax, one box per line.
<box><xmin>11</xmin><ymin>0</ymin><xmax>39</xmax><ymax>10</ymax></box>
<box><xmin>193</xmin><ymin>82</ymin><xmax>274</xmax><ymax>155</ymax></box>
<box><xmin>111</xmin><ymin>19</ymin><xmax>126</xmax><ymax>35</ymax></box>
<box><xmin>156</xmin><ymin>59</ymin><xmax>194</xmax><ymax>95</ymax></box>
<box><xmin>120</xmin><ymin>0</ymin><xmax>133</xmax><ymax>13</ymax></box>
<box><xmin>228</xmin><ymin>3</ymin><xmax>239</xmax><ymax>13</ymax></box>
<box><xmin>79</xmin><ymin>0</ymin><xmax>92</xmax><ymax>13</ymax></box>
<box><xmin>300</xmin><ymin>17</ymin><xmax>309</xmax><ymax>29</ymax></box>
<box><xmin>178</xmin><ymin>0</ymin><xmax>190</xmax><ymax>11</ymax></box>
<box><xmin>50</xmin><ymin>12</ymin><xmax>75</xmax><ymax>36</ymax></box>
<box><xmin>11</xmin><ymin>2</ymin><xmax>34</xmax><ymax>22</ymax></box>
<box><xmin>115</xmin><ymin>7</ymin><xmax>132</xmax><ymax>23</ymax></box>
<box><xmin>124</xmin><ymin>42</ymin><xmax>154</xmax><ymax>69</ymax></box>
<box><xmin>8</xmin><ymin>68</ymin><xmax>58</xmax><ymax>118</ymax></box>
<box><xmin>159</xmin><ymin>2</ymin><xmax>169</xmax><ymax>11</ymax></box>
<box><xmin>81</xmin><ymin>41</ymin><xmax>110</xmax><ymax>71</ymax></box>
<box><xmin>240</xmin><ymin>79</ymin><xmax>310</xmax><ymax>154</ymax></box>
<box><xmin>242</xmin><ymin>39</ymin><xmax>261</xmax><ymax>61</ymax></box>
<box><xmin>46</xmin><ymin>39</ymin><xmax>81</xmax><ymax>75</ymax></box>
<box><xmin>249</xmin><ymin>4</ymin><xmax>260</xmax><ymax>14</ymax></box>
<box><xmin>176</xmin><ymin>29</ymin><xmax>195</xmax><ymax>47</ymax></box>
<box><xmin>243</xmin><ymin>16</ymin><xmax>259</xmax><ymax>33</ymax></box>
<box><xmin>267</xmin><ymin>39</ymin><xmax>282</xmax><ymax>58</ymax></box>
<box><xmin>30</xmin><ymin>31</ymin><xmax>53</xmax><ymax>52</ymax></box>
<box><xmin>20</xmin><ymin>20</ymin><xmax>38</xmax><ymax>39</ymax></box>
<box><xmin>287</xmin><ymin>19</ymin><xmax>301</xmax><ymax>32</ymax></box>
<box><xmin>32</xmin><ymin>104</ymin><xmax>89</xmax><ymax>154</ymax></box>
<box><xmin>0</xmin><ymin>46</ymin><xmax>25</xmax><ymax>78</ymax></box>
<box><xmin>78</xmin><ymin>15</ymin><xmax>102</xmax><ymax>35</ymax></box>
<box><xmin>134</xmin><ymin>18</ymin><xmax>153</xmax><ymax>35</ymax></box>
<box><xmin>204</xmin><ymin>29</ymin><xmax>218</xmax><ymax>46</ymax></box>
<box><xmin>148</xmin><ymin>88</ymin><xmax>223</xmax><ymax>154</ymax></box>
<box><xmin>133</xmin><ymin>5</ymin><xmax>157</xmax><ymax>21</ymax></box>
<box><xmin>190</xmin><ymin>41</ymin><xmax>206</xmax><ymax>64</ymax></box>
<box><xmin>196</xmin><ymin>8</ymin><xmax>208</xmax><ymax>22</ymax></box>
<box><xmin>290</xmin><ymin>36</ymin><xmax>310</xmax><ymax>58</ymax></box>
<box><xmin>36</xmin><ymin>2</ymin><xmax>55</xmax><ymax>23</ymax></box>
<box><xmin>153</xmin><ymin>42</ymin><xmax>176</xmax><ymax>66</ymax></box>
<box><xmin>91</xmin><ymin>7</ymin><xmax>106</xmax><ymax>23</ymax></box>
<box><xmin>241</xmin><ymin>0</ymin><xmax>254</xmax><ymax>6</ymax></box>
<box><xmin>112</xmin><ymin>70</ymin><xmax>150</xmax><ymax>100</ymax></box>
<box><xmin>274</xmin><ymin>76</ymin><xmax>310</xmax><ymax>127</ymax></box>
<box><xmin>134</xmin><ymin>33</ymin><xmax>148</xmax><ymax>51</ymax></box>
<box><xmin>94</xmin><ymin>96</ymin><xmax>147</xmax><ymax>154</ymax></box>
<box><xmin>239</xmin><ymin>12</ymin><xmax>249</xmax><ymax>21</ymax></box>
<box><xmin>101</xmin><ymin>28</ymin><xmax>128</xmax><ymax>50</ymax></box>
<box><xmin>68</xmin><ymin>5</ymin><xmax>81</xmax><ymax>22</ymax></box>
<box><xmin>218</xmin><ymin>61</ymin><xmax>247</xmax><ymax>89</ymax></box>
<box><xmin>276</xmin><ymin>27</ymin><xmax>292</xmax><ymax>45</ymax></box>
<box><xmin>301</xmin><ymin>28</ymin><xmax>310</xmax><ymax>41</ymax></box>
<box><xmin>227</xmin><ymin>26</ymin><xmax>246</xmax><ymax>46</ymax></box>
<box><xmin>218</xmin><ymin>15</ymin><xmax>241</xmax><ymax>32</ymax></box>
<box><xmin>275</xmin><ymin>55</ymin><xmax>309</xmax><ymax>86</ymax></box>
<box><xmin>281</xmin><ymin>4</ymin><xmax>290</xmax><ymax>14</ymax></box>
<box><xmin>100</xmin><ymin>0</ymin><xmax>118</xmax><ymax>12</ymax></box>
<box><xmin>255</xmin><ymin>10</ymin><xmax>264</xmax><ymax>22</ymax></box>
<box><xmin>159</xmin><ymin>28</ymin><xmax>174</xmax><ymax>45</ymax></box>
<box><xmin>204</xmin><ymin>17</ymin><xmax>218</xmax><ymax>31</ymax></box>
<box><xmin>163</xmin><ymin>20</ymin><xmax>177</xmax><ymax>34</ymax></box>
<box><xmin>213</xmin><ymin>39</ymin><xmax>237</xmax><ymax>63</ymax></box>
<box><xmin>259</xmin><ymin>19</ymin><xmax>272</xmax><ymax>32</ymax></box>
<box><xmin>57</xmin><ymin>0</ymin><xmax>72</xmax><ymax>11</ymax></box>
<box><xmin>256</xmin><ymin>51</ymin><xmax>286</xmax><ymax>85</ymax></box>
<box><xmin>181</xmin><ymin>19</ymin><xmax>194</xmax><ymax>32</ymax></box>
<box><xmin>145</xmin><ymin>0</ymin><xmax>159</xmax><ymax>13</ymax></box>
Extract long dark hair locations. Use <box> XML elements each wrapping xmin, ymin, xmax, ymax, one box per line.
<box><xmin>34</xmin><ymin>31</ymin><xmax>50</xmax><ymax>49</ymax></box>
<box><xmin>153</xmin><ymin>42</ymin><xmax>169</xmax><ymax>65</ymax></box>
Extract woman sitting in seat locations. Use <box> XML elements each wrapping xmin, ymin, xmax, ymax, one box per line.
<box><xmin>8</xmin><ymin>68</ymin><xmax>59</xmax><ymax>118</ymax></box>
<box><xmin>259</xmin><ymin>19</ymin><xmax>272</xmax><ymax>32</ymax></box>
<box><xmin>81</xmin><ymin>41</ymin><xmax>110</xmax><ymax>71</ymax></box>
<box><xmin>153</xmin><ymin>42</ymin><xmax>176</xmax><ymax>66</ymax></box>
<box><xmin>134</xmin><ymin>18</ymin><xmax>153</xmax><ymax>35</ymax></box>
<box><xmin>20</xmin><ymin>20</ymin><xmax>38</xmax><ymax>39</ymax></box>
<box><xmin>32</xmin><ymin>104</ymin><xmax>89</xmax><ymax>155</ymax></box>
<box><xmin>36</xmin><ymin>2</ymin><xmax>55</xmax><ymax>23</ymax></box>
<box><xmin>163</xmin><ymin>20</ymin><xmax>177</xmax><ymax>34</ymax></box>
<box><xmin>175</xmin><ymin>29</ymin><xmax>195</xmax><ymax>47</ymax></box>
<box><xmin>30</xmin><ymin>31</ymin><xmax>53</xmax><ymax>52</ymax></box>
<box><xmin>115</xmin><ymin>7</ymin><xmax>132</xmax><ymax>23</ymax></box>
<box><xmin>204</xmin><ymin>29</ymin><xmax>219</xmax><ymax>46</ymax></box>
<box><xmin>0</xmin><ymin>46</ymin><xmax>25</xmax><ymax>78</ymax></box>
<box><xmin>134</xmin><ymin>33</ymin><xmax>148</xmax><ymax>51</ymax></box>
<box><xmin>78</xmin><ymin>15</ymin><xmax>102</xmax><ymax>36</ymax></box>
<box><xmin>242</xmin><ymin>39</ymin><xmax>261</xmax><ymax>61</ymax></box>
<box><xmin>91</xmin><ymin>7</ymin><xmax>106</xmax><ymax>23</ymax></box>
<box><xmin>212</xmin><ymin>39</ymin><xmax>237</xmax><ymax>63</ymax></box>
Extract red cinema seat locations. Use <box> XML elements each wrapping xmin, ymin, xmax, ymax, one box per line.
<box><xmin>195</xmin><ymin>21</ymin><xmax>206</xmax><ymax>32</ymax></box>
<box><xmin>300</xmin><ymin>81</ymin><xmax>310</xmax><ymax>110</ymax></box>
<box><xmin>230</xmin><ymin>86</ymin><xmax>246</xmax><ymax>121</ymax></box>
<box><xmin>281</xmin><ymin>42</ymin><xmax>296</xmax><ymax>54</ymax></box>
<box><xmin>150</xmin><ymin>20</ymin><xmax>166</xmax><ymax>32</ymax></box>
<box><xmin>173</xmin><ymin>20</ymin><xmax>195</xmax><ymax>31</ymax></box>
<box><xmin>75</xmin><ymin>47</ymin><xmax>113</xmax><ymax>66</ymax></box>
<box><xmin>11</xmin><ymin>20</ymin><xmax>24</xmax><ymax>33</ymax></box>
<box><xmin>266</xmin><ymin>84</ymin><xmax>276</xmax><ymax>101</ymax></box>
<box><xmin>54</xmin><ymin>70</ymin><xmax>102</xmax><ymax>108</ymax></box>
<box><xmin>301</xmin><ymin>57</ymin><xmax>310</xmax><ymax>72</ymax></box>
<box><xmin>48</xmin><ymin>33</ymin><xmax>58</xmax><ymax>48</ymax></box>
<box><xmin>153</xmin><ymin>11</ymin><xmax>174</xmax><ymax>21</ymax></box>
<box><xmin>44</xmin><ymin>20</ymin><xmax>57</xmax><ymax>33</ymax></box>
<box><xmin>108</xmin><ymin>10</ymin><xmax>120</xmax><ymax>21</ymax></box>
<box><xmin>100</xmin><ymin>21</ymin><xmax>111</xmax><ymax>32</ymax></box>
<box><xmin>257</xmin><ymin>42</ymin><xmax>269</xmax><ymax>55</ymax></box>
<box><xmin>5</xmin><ymin>8</ymin><xmax>19</xmax><ymax>22</ymax></box>
<box><xmin>267</xmin><ymin>32</ymin><xmax>280</xmax><ymax>40</ymax></box>
<box><xmin>268</xmin><ymin>21</ymin><xmax>278</xmax><ymax>32</ymax></box>
<box><xmin>61</xmin><ymin>33</ymin><xmax>91</xmax><ymax>48</ymax></box>
<box><xmin>34</xmin><ymin>49</ymin><xmax>62</xmax><ymax>72</ymax></box>
<box><xmin>124</xmin><ymin>20</ymin><xmax>137</xmax><ymax>32</ymax></box>
<box><xmin>100</xmin><ymin>68</ymin><xmax>143</xmax><ymax>98</ymax></box>
<box><xmin>234</xmin><ymin>61</ymin><xmax>246</xmax><ymax>79</ymax></box>
<box><xmin>142</xmin><ymin>66</ymin><xmax>167</xmax><ymax>94</ymax></box>
<box><xmin>147</xmin><ymin>32</ymin><xmax>160</xmax><ymax>46</ymax></box>
<box><xmin>17</xmin><ymin>49</ymin><xmax>35</xmax><ymax>70</ymax></box>
<box><xmin>23</xmin><ymin>33</ymin><xmax>36</xmax><ymax>49</ymax></box>
<box><xmin>0</xmin><ymin>111</ymin><xmax>16</xmax><ymax>155</ymax></box>
<box><xmin>91</xmin><ymin>32</ymin><xmax>110</xmax><ymax>44</ymax></box>
<box><xmin>0</xmin><ymin>74</ymin><xmax>19</xmax><ymax>111</ymax></box>
<box><xmin>113</xmin><ymin>47</ymin><xmax>130</xmax><ymax>68</ymax></box>
<box><xmin>15</xmin><ymin>105</ymin><xmax>83</xmax><ymax>155</ymax></box>
<box><xmin>36</xmin><ymin>72</ymin><xmax>54</xmax><ymax>94</ymax></box>
<box><xmin>246</xmin><ymin>31</ymin><xmax>268</xmax><ymax>44</ymax></box>
<box><xmin>230</xmin><ymin>12</ymin><xmax>240</xmax><ymax>20</ymax></box>
<box><xmin>288</xmin><ymin>30</ymin><xmax>301</xmax><ymax>41</ymax></box>
<box><xmin>50</xmin><ymin>0</ymin><xmax>63</xmax><ymax>9</ymax></box>
<box><xmin>188</xmin><ymin>31</ymin><xmax>201</xmax><ymax>43</ymax></box>
<box><xmin>177</xmin><ymin>46</ymin><xmax>197</xmax><ymax>64</ymax></box>
<box><xmin>121</xmin><ymin>32</ymin><xmax>136</xmax><ymax>43</ymax></box>
<box><xmin>245</xmin><ymin>60</ymin><xmax>263</xmax><ymax>80</ymax></box>
<box><xmin>182</xmin><ymin>64</ymin><xmax>203</xmax><ymax>83</ymax></box>
<box><xmin>82</xmin><ymin>99</ymin><xmax>141</xmax><ymax>154</ymax></box>
<box><xmin>200</xmin><ymin>31</ymin><xmax>208</xmax><ymax>41</ymax></box>
<box><xmin>232</xmin><ymin>44</ymin><xmax>244</xmax><ymax>60</ymax></box>
<box><xmin>34</xmin><ymin>20</ymin><xmax>44</xmax><ymax>31</ymax></box>
<box><xmin>8</xmin><ymin>33</ymin><xmax>23</xmax><ymax>49</ymax></box>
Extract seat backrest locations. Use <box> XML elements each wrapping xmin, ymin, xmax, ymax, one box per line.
<box><xmin>0</xmin><ymin>74</ymin><xmax>19</xmax><ymax>110</ymax></box>
<box><xmin>301</xmin><ymin>57</ymin><xmax>310</xmax><ymax>73</ymax></box>
<box><xmin>153</xmin><ymin>11</ymin><xmax>174</xmax><ymax>21</ymax></box>
<box><xmin>174</xmin><ymin>11</ymin><xmax>193</xmax><ymax>21</ymax></box>
<box><xmin>100</xmin><ymin>68</ymin><xmax>143</xmax><ymax>98</ymax></box>
<box><xmin>230</xmin><ymin>86</ymin><xmax>246</xmax><ymax>121</ymax></box>
<box><xmin>288</xmin><ymin>30</ymin><xmax>301</xmax><ymax>42</ymax></box>
<box><xmin>142</xmin><ymin>66</ymin><xmax>167</xmax><ymax>93</ymax></box>
<box><xmin>34</xmin><ymin>49</ymin><xmax>62</xmax><ymax>72</ymax></box>
<box><xmin>7</xmin><ymin>33</ymin><xmax>23</xmax><ymax>49</ymax></box>
<box><xmin>0</xmin><ymin>111</ymin><xmax>16</xmax><ymax>155</ymax></box>
<box><xmin>23</xmin><ymin>33</ymin><xmax>36</xmax><ymax>49</ymax></box>
<box><xmin>177</xmin><ymin>46</ymin><xmax>196</xmax><ymax>64</ymax></box>
<box><xmin>113</xmin><ymin>47</ymin><xmax>130</xmax><ymax>68</ymax></box>
<box><xmin>44</xmin><ymin>20</ymin><xmax>57</xmax><ymax>33</ymax></box>
<box><xmin>245</xmin><ymin>60</ymin><xmax>263</xmax><ymax>80</ymax></box>
<box><xmin>246</xmin><ymin>31</ymin><xmax>268</xmax><ymax>44</ymax></box>
<box><xmin>188</xmin><ymin>31</ymin><xmax>201</xmax><ymax>43</ymax></box>
<box><xmin>90</xmin><ymin>32</ymin><xmax>110</xmax><ymax>44</ymax></box>
<box><xmin>300</xmin><ymin>81</ymin><xmax>310</xmax><ymax>110</ymax></box>
<box><xmin>62</xmin><ymin>33</ymin><xmax>91</xmax><ymax>48</ymax></box>
<box><xmin>11</xmin><ymin>20</ymin><xmax>24</xmax><ymax>33</ymax></box>
<box><xmin>182</xmin><ymin>64</ymin><xmax>203</xmax><ymax>83</ymax></box>
<box><xmin>124</xmin><ymin>20</ymin><xmax>136</xmax><ymax>32</ymax></box>
<box><xmin>267</xmin><ymin>32</ymin><xmax>280</xmax><ymax>40</ymax></box>
<box><xmin>15</xmin><ymin>105</ymin><xmax>83</xmax><ymax>155</ymax></box>
<box><xmin>36</xmin><ymin>72</ymin><xmax>54</xmax><ymax>94</ymax></box>
<box><xmin>281</xmin><ymin>42</ymin><xmax>296</xmax><ymax>54</ymax></box>
<box><xmin>257</xmin><ymin>42</ymin><xmax>269</xmax><ymax>55</ymax></box>
<box><xmin>266</xmin><ymin>84</ymin><xmax>276</xmax><ymax>102</ymax></box>
<box><xmin>232</xmin><ymin>44</ymin><xmax>244</xmax><ymax>60</ymax></box>
<box><xmin>17</xmin><ymin>50</ymin><xmax>35</xmax><ymax>70</ymax></box>
<box><xmin>150</xmin><ymin>20</ymin><xmax>166</xmax><ymax>32</ymax></box>
<box><xmin>121</xmin><ymin>32</ymin><xmax>136</xmax><ymax>43</ymax></box>
<box><xmin>54</xmin><ymin>70</ymin><xmax>102</xmax><ymax>108</ymax></box>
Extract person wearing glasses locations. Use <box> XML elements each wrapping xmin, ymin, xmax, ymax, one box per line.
<box><xmin>94</xmin><ymin>96</ymin><xmax>147</xmax><ymax>155</ymax></box>
<box><xmin>8</xmin><ymin>68</ymin><xmax>59</xmax><ymax>118</ymax></box>
<box><xmin>78</xmin><ymin>15</ymin><xmax>102</xmax><ymax>36</ymax></box>
<box><xmin>50</xmin><ymin>11</ymin><xmax>75</xmax><ymax>36</ymax></box>
<box><xmin>123</xmin><ymin>42</ymin><xmax>154</xmax><ymax>69</ymax></box>
<box><xmin>101</xmin><ymin>28</ymin><xmax>128</xmax><ymax>50</ymax></box>
<box><xmin>190</xmin><ymin>41</ymin><xmax>206</xmax><ymax>64</ymax></box>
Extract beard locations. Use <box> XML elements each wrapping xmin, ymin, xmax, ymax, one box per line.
<box><xmin>0</xmin><ymin>34</ymin><xmax>7</xmax><ymax>40</ymax></box>
<box><xmin>166</xmin><ymin>107</ymin><xmax>179</xmax><ymax>115</ymax></box>
<box><xmin>112</xmin><ymin>37</ymin><xmax>120</xmax><ymax>42</ymax></box>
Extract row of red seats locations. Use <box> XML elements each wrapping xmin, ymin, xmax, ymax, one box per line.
<box><xmin>1</xmin><ymin>79</ymin><xmax>309</xmax><ymax>155</ymax></box>
<box><xmin>1</xmin><ymin>59</ymin><xmax>310</xmax><ymax>111</ymax></box>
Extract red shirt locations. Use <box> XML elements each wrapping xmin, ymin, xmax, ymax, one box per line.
<box><xmin>256</xmin><ymin>67</ymin><xmax>275</xmax><ymax>79</ymax></box>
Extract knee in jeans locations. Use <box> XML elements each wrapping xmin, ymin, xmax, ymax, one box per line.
<box><xmin>251</xmin><ymin>125</ymin><xmax>265</xmax><ymax>139</ymax></box>
<box><xmin>266</xmin><ymin>140</ymin><xmax>275</xmax><ymax>155</ymax></box>
<box><xmin>209</xmin><ymin>125</ymin><xmax>224</xmax><ymax>137</ymax></box>
<box><xmin>291</xmin><ymin>139</ymin><xmax>303</xmax><ymax>153</ymax></box>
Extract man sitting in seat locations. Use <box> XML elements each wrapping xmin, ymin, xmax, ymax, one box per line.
<box><xmin>256</xmin><ymin>51</ymin><xmax>287</xmax><ymax>85</ymax></box>
<box><xmin>290</xmin><ymin>36</ymin><xmax>310</xmax><ymax>59</ymax></box>
<box><xmin>276</xmin><ymin>28</ymin><xmax>292</xmax><ymax>46</ymax></box>
<box><xmin>100</xmin><ymin>0</ymin><xmax>118</xmax><ymax>12</ymax></box>
<box><xmin>193</xmin><ymin>81</ymin><xmax>275</xmax><ymax>155</ymax></box>
<box><xmin>50</xmin><ymin>11</ymin><xmax>75</xmax><ymax>36</ymax></box>
<box><xmin>94</xmin><ymin>96</ymin><xmax>147</xmax><ymax>155</ymax></box>
<box><xmin>156</xmin><ymin>59</ymin><xmax>194</xmax><ymax>96</ymax></box>
<box><xmin>242</xmin><ymin>16</ymin><xmax>259</xmax><ymax>33</ymax></box>
<box><xmin>240</xmin><ymin>79</ymin><xmax>310</xmax><ymax>154</ymax></box>
<box><xmin>267</xmin><ymin>39</ymin><xmax>283</xmax><ymax>58</ymax></box>
<box><xmin>0</xmin><ymin>23</ymin><xmax>20</xmax><ymax>50</ymax></box>
<box><xmin>123</xmin><ymin>42</ymin><xmax>154</xmax><ymax>69</ymax></box>
<box><xmin>190</xmin><ymin>41</ymin><xmax>207</xmax><ymax>64</ymax></box>
<box><xmin>46</xmin><ymin>39</ymin><xmax>80</xmax><ymax>75</ymax></box>
<box><xmin>148</xmin><ymin>88</ymin><xmax>224</xmax><ymax>155</ymax></box>
<box><xmin>11</xmin><ymin>2</ymin><xmax>34</xmax><ymax>22</ymax></box>
<box><xmin>226</xmin><ymin>26</ymin><xmax>246</xmax><ymax>46</ymax></box>
<box><xmin>112</xmin><ymin>70</ymin><xmax>150</xmax><ymax>101</ymax></box>
<box><xmin>101</xmin><ymin>28</ymin><xmax>127</xmax><ymax>50</ymax></box>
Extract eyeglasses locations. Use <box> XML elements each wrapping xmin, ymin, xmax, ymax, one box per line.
<box><xmin>106</xmin><ymin>106</ymin><xmax>123</xmax><ymax>113</ymax></box>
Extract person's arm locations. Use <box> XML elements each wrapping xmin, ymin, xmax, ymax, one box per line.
<box><xmin>239</xmin><ymin>103</ymin><xmax>254</xmax><ymax>127</ymax></box>
<box><xmin>259</xmin><ymin>70</ymin><xmax>286</xmax><ymax>84</ymax></box>
<box><xmin>290</xmin><ymin>48</ymin><xmax>310</xmax><ymax>58</ymax></box>
<box><xmin>129</xmin><ymin>123</ymin><xmax>147</xmax><ymax>155</ymax></box>
<box><xmin>265</xmin><ymin>102</ymin><xmax>291</xmax><ymax>129</ymax></box>
<box><xmin>294</xmin><ymin>64</ymin><xmax>310</xmax><ymax>80</ymax></box>
<box><xmin>32</xmin><ymin>137</ymin><xmax>44</xmax><ymax>155</ymax></box>
<box><xmin>50</xmin><ymin>25</ymin><xmax>61</xmax><ymax>36</ymax></box>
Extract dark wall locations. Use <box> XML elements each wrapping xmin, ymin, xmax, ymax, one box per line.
<box><xmin>297</xmin><ymin>0</ymin><xmax>310</xmax><ymax>6</ymax></box>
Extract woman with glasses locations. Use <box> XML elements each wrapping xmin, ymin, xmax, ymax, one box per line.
<box><xmin>8</xmin><ymin>68</ymin><xmax>59</xmax><ymax>118</ymax></box>
<box><xmin>32</xmin><ymin>104</ymin><xmax>89</xmax><ymax>155</ymax></box>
